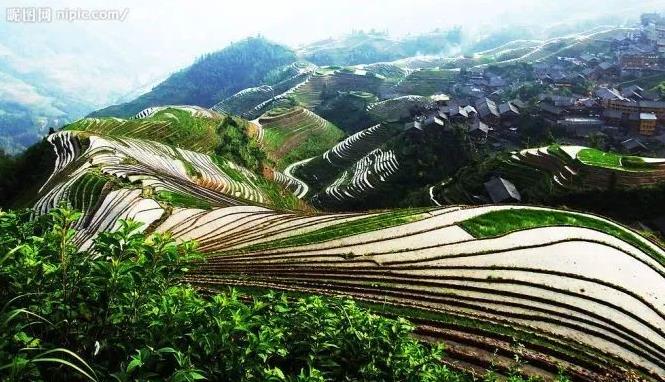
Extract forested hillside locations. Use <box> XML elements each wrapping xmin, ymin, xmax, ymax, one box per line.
<box><xmin>90</xmin><ymin>38</ymin><xmax>297</xmax><ymax>118</ymax></box>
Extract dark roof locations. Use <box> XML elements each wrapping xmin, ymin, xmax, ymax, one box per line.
<box><xmin>510</xmin><ymin>99</ymin><xmax>526</xmax><ymax>109</ymax></box>
<box><xmin>469</xmin><ymin>119</ymin><xmax>490</xmax><ymax>134</ymax></box>
<box><xmin>463</xmin><ymin>105</ymin><xmax>477</xmax><ymax>115</ymax></box>
<box><xmin>484</xmin><ymin>177</ymin><xmax>521</xmax><ymax>203</ymax></box>
<box><xmin>538</xmin><ymin>103</ymin><xmax>565</xmax><ymax>115</ymax></box>
<box><xmin>498</xmin><ymin>102</ymin><xmax>520</xmax><ymax>116</ymax></box>
<box><xmin>621</xmin><ymin>85</ymin><xmax>644</xmax><ymax>98</ymax></box>
<box><xmin>475</xmin><ymin>98</ymin><xmax>500</xmax><ymax>118</ymax></box>
<box><xmin>638</xmin><ymin>100</ymin><xmax>665</xmax><ymax>109</ymax></box>
<box><xmin>596</xmin><ymin>87</ymin><xmax>625</xmax><ymax>101</ymax></box>
<box><xmin>598</xmin><ymin>62</ymin><xmax>614</xmax><ymax>70</ymax></box>
<box><xmin>621</xmin><ymin>138</ymin><xmax>647</xmax><ymax>151</ymax></box>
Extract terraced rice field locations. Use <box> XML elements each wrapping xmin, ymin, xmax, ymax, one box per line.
<box><xmin>358</xmin><ymin>63</ymin><xmax>407</xmax><ymax>81</ymax></box>
<box><xmin>158</xmin><ymin>204</ymin><xmax>665</xmax><ymax>381</ymax></box>
<box><xmin>211</xmin><ymin>85</ymin><xmax>275</xmax><ymax>117</ymax></box>
<box><xmin>291</xmin><ymin>70</ymin><xmax>384</xmax><ymax>108</ymax></box>
<box><xmin>132</xmin><ymin>105</ymin><xmax>222</xmax><ymax>120</ymax></box>
<box><xmin>321</xmin><ymin>124</ymin><xmax>395</xmax><ymax>167</ymax></box>
<box><xmin>34</xmin><ymin>130</ymin><xmax>294</xmax><ymax>245</ymax></box>
<box><xmin>289</xmin><ymin>123</ymin><xmax>400</xmax><ymax>206</ymax></box>
<box><xmin>30</xmin><ymin>125</ymin><xmax>665</xmax><ymax>380</ymax></box>
<box><xmin>516</xmin><ymin>145</ymin><xmax>665</xmax><ymax>189</ymax></box>
<box><xmin>211</xmin><ymin>64</ymin><xmax>316</xmax><ymax>120</ymax></box>
<box><xmin>366</xmin><ymin>95</ymin><xmax>432</xmax><ymax>122</ymax></box>
<box><xmin>391</xmin><ymin>68</ymin><xmax>457</xmax><ymax>96</ymax></box>
<box><xmin>258</xmin><ymin>107</ymin><xmax>344</xmax><ymax>169</ymax></box>
<box><xmin>66</xmin><ymin>107</ymin><xmax>222</xmax><ymax>154</ymax></box>
<box><xmin>314</xmin><ymin>148</ymin><xmax>399</xmax><ymax>206</ymax></box>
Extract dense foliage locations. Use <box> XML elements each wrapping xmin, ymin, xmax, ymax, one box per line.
<box><xmin>0</xmin><ymin>139</ymin><xmax>55</xmax><ymax>208</ymax></box>
<box><xmin>90</xmin><ymin>38</ymin><xmax>296</xmax><ymax>118</ymax></box>
<box><xmin>315</xmin><ymin>92</ymin><xmax>378</xmax><ymax>135</ymax></box>
<box><xmin>1</xmin><ymin>207</ymin><xmax>510</xmax><ymax>382</ymax></box>
<box><xmin>214</xmin><ymin>117</ymin><xmax>266</xmax><ymax>172</ymax></box>
<box><xmin>343</xmin><ymin>125</ymin><xmax>473</xmax><ymax>211</ymax></box>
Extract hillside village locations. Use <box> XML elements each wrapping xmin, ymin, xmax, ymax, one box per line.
<box><xmin>405</xmin><ymin>13</ymin><xmax>665</xmax><ymax>159</ymax></box>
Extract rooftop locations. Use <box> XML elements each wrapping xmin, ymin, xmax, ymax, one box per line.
<box><xmin>484</xmin><ymin>177</ymin><xmax>521</xmax><ymax>204</ymax></box>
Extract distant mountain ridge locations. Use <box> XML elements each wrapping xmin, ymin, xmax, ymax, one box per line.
<box><xmin>89</xmin><ymin>37</ymin><xmax>297</xmax><ymax>118</ymax></box>
<box><xmin>299</xmin><ymin>29</ymin><xmax>463</xmax><ymax>66</ymax></box>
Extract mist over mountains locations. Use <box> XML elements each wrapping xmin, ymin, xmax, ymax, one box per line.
<box><xmin>1</xmin><ymin>0</ymin><xmax>663</xmax><ymax>153</ymax></box>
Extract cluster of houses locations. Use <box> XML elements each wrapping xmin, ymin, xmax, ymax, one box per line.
<box><xmin>400</xmin><ymin>13</ymin><xmax>665</xmax><ymax>157</ymax></box>
<box><xmin>404</xmin><ymin>95</ymin><xmax>523</xmax><ymax>142</ymax></box>
<box><xmin>537</xmin><ymin>84</ymin><xmax>665</xmax><ymax>143</ymax></box>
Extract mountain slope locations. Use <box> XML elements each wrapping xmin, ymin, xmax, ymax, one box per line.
<box><xmin>15</xmin><ymin>99</ymin><xmax>665</xmax><ymax>381</ymax></box>
<box><xmin>255</xmin><ymin>106</ymin><xmax>345</xmax><ymax>170</ymax></box>
<box><xmin>90</xmin><ymin>38</ymin><xmax>297</xmax><ymax>118</ymax></box>
<box><xmin>28</xmin><ymin>134</ymin><xmax>665</xmax><ymax>380</ymax></box>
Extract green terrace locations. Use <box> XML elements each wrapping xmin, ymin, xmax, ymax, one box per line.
<box><xmin>547</xmin><ymin>145</ymin><xmax>662</xmax><ymax>172</ymax></box>
<box><xmin>259</xmin><ymin>107</ymin><xmax>345</xmax><ymax>170</ymax></box>
<box><xmin>65</xmin><ymin>108</ymin><xmax>223</xmax><ymax>154</ymax></box>
<box><xmin>155</xmin><ymin>190</ymin><xmax>213</xmax><ymax>210</ymax></box>
<box><xmin>460</xmin><ymin>208</ymin><xmax>665</xmax><ymax>266</ymax></box>
<box><xmin>576</xmin><ymin>148</ymin><xmax>658</xmax><ymax>172</ymax></box>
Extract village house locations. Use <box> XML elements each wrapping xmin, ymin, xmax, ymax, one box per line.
<box><xmin>628</xmin><ymin>112</ymin><xmax>658</xmax><ymax>136</ymax></box>
<box><xmin>539</xmin><ymin>102</ymin><xmax>568</xmax><ymax>125</ymax></box>
<box><xmin>558</xmin><ymin>117</ymin><xmax>605</xmax><ymax>137</ymax></box>
<box><xmin>606</xmin><ymin>99</ymin><xmax>665</xmax><ymax>120</ymax></box>
<box><xmin>620</xmin><ymin>85</ymin><xmax>645</xmax><ymax>100</ymax></box>
<box><xmin>475</xmin><ymin>98</ymin><xmax>501</xmax><ymax>125</ymax></box>
<box><xmin>468</xmin><ymin>118</ymin><xmax>490</xmax><ymax>142</ymax></box>
<box><xmin>602</xmin><ymin>109</ymin><xmax>624</xmax><ymax>126</ymax></box>
<box><xmin>484</xmin><ymin>176</ymin><xmax>521</xmax><ymax>204</ymax></box>
<box><xmin>621</xmin><ymin>138</ymin><xmax>648</xmax><ymax>154</ymax></box>
<box><xmin>498</xmin><ymin>102</ymin><xmax>520</xmax><ymax>126</ymax></box>
<box><xmin>596</xmin><ymin>87</ymin><xmax>627</xmax><ymax>106</ymax></box>
<box><xmin>618</xmin><ymin>52</ymin><xmax>662</xmax><ymax>77</ymax></box>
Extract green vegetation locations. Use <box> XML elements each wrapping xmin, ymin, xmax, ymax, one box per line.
<box><xmin>90</xmin><ymin>37</ymin><xmax>297</xmax><ymax>117</ymax></box>
<box><xmin>211</xmin><ymin>156</ymin><xmax>249</xmax><ymax>182</ymax></box>
<box><xmin>577</xmin><ymin>148</ymin><xmax>622</xmax><ymax>169</ymax></box>
<box><xmin>66</xmin><ymin>172</ymin><xmax>115</xmax><ymax>212</ymax></box>
<box><xmin>66</xmin><ymin>108</ymin><xmax>221</xmax><ymax>154</ymax></box>
<box><xmin>394</xmin><ymin>69</ymin><xmax>457</xmax><ymax>96</ymax></box>
<box><xmin>0</xmin><ymin>139</ymin><xmax>55</xmax><ymax>209</ymax></box>
<box><xmin>1</xmin><ymin>207</ymin><xmax>518</xmax><ymax>381</ymax></box>
<box><xmin>155</xmin><ymin>191</ymin><xmax>212</xmax><ymax>210</ymax></box>
<box><xmin>252</xmin><ymin>177</ymin><xmax>305</xmax><ymax>211</ymax></box>
<box><xmin>215</xmin><ymin>117</ymin><xmax>266</xmax><ymax>172</ymax></box>
<box><xmin>577</xmin><ymin>148</ymin><xmax>655</xmax><ymax>171</ymax></box>
<box><xmin>260</xmin><ymin>108</ymin><xmax>345</xmax><ymax>170</ymax></box>
<box><xmin>240</xmin><ymin>208</ymin><xmax>431</xmax><ymax>253</ymax></box>
<box><xmin>460</xmin><ymin>208</ymin><xmax>664</xmax><ymax>265</ymax></box>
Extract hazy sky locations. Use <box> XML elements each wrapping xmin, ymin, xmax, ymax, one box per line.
<box><xmin>2</xmin><ymin>0</ymin><xmax>665</xmax><ymax>108</ymax></box>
